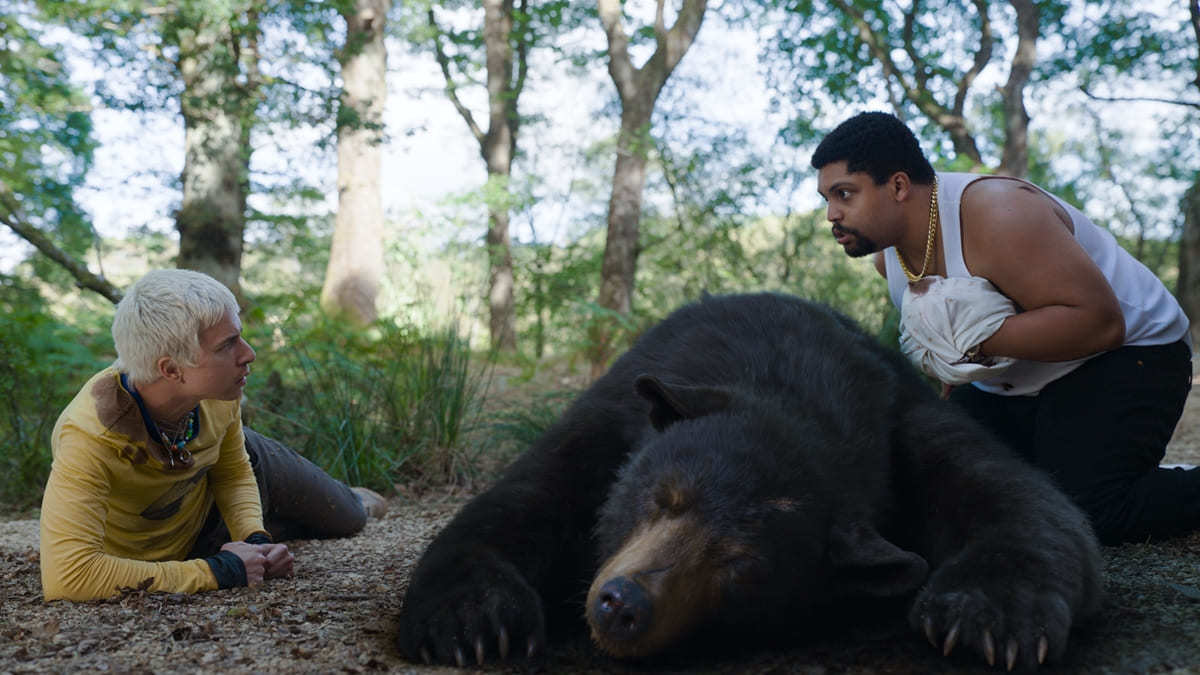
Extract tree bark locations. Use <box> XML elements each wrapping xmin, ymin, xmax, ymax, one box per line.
<box><xmin>998</xmin><ymin>0</ymin><xmax>1038</xmax><ymax>178</ymax></box>
<box><xmin>482</xmin><ymin>0</ymin><xmax>519</xmax><ymax>353</ymax></box>
<box><xmin>590</xmin><ymin>0</ymin><xmax>707</xmax><ymax>375</ymax></box>
<box><xmin>321</xmin><ymin>0</ymin><xmax>391</xmax><ymax>325</ymax></box>
<box><xmin>175</xmin><ymin>15</ymin><xmax>253</xmax><ymax>301</ymax></box>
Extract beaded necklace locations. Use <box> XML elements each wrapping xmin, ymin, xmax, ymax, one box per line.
<box><xmin>119</xmin><ymin>373</ymin><xmax>199</xmax><ymax>470</ymax></box>
<box><xmin>158</xmin><ymin>409</ymin><xmax>198</xmax><ymax>469</ymax></box>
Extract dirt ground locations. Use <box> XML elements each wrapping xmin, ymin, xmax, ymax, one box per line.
<box><xmin>3</xmin><ymin>388</ymin><xmax>1199</xmax><ymax>674</ymax></box>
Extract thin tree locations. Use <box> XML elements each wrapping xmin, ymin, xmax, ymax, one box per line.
<box><xmin>429</xmin><ymin>0</ymin><xmax>528</xmax><ymax>353</ymax></box>
<box><xmin>321</xmin><ymin>0</ymin><xmax>391</xmax><ymax>325</ymax></box>
<box><xmin>590</xmin><ymin>0</ymin><xmax>707</xmax><ymax>375</ymax></box>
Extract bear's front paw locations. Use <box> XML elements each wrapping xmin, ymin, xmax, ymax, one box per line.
<box><xmin>909</xmin><ymin>578</ymin><xmax>1073</xmax><ymax>671</ymax></box>
<box><xmin>396</xmin><ymin>556</ymin><xmax>545</xmax><ymax>666</ymax></box>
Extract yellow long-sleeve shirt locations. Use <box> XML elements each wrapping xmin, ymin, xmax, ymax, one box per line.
<box><xmin>40</xmin><ymin>368</ymin><xmax>266</xmax><ymax>601</ymax></box>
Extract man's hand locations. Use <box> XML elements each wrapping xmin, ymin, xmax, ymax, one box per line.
<box><xmin>260</xmin><ymin>543</ymin><xmax>294</xmax><ymax>579</ymax></box>
<box><xmin>221</xmin><ymin>541</ymin><xmax>268</xmax><ymax>586</ymax></box>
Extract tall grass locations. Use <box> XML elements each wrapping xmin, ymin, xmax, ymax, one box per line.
<box><xmin>243</xmin><ymin>320</ymin><xmax>490</xmax><ymax>491</ymax></box>
<box><xmin>483</xmin><ymin>389</ymin><xmax>576</xmax><ymax>459</ymax></box>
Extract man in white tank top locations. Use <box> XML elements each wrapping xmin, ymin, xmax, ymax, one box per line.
<box><xmin>810</xmin><ymin>111</ymin><xmax>1197</xmax><ymax>546</ymax></box>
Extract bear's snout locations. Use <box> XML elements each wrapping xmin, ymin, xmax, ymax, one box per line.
<box><xmin>589</xmin><ymin>576</ymin><xmax>653</xmax><ymax>642</ymax></box>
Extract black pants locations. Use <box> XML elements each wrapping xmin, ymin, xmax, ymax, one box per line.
<box><xmin>189</xmin><ymin>428</ymin><xmax>367</xmax><ymax>557</ymax></box>
<box><xmin>950</xmin><ymin>340</ymin><xmax>1200</xmax><ymax>545</ymax></box>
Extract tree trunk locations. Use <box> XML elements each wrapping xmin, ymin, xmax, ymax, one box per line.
<box><xmin>590</xmin><ymin>0</ymin><xmax>707</xmax><ymax>376</ymax></box>
<box><xmin>176</xmin><ymin>17</ymin><xmax>252</xmax><ymax>300</ymax></box>
<box><xmin>321</xmin><ymin>0</ymin><xmax>391</xmax><ymax>325</ymax></box>
<box><xmin>1178</xmin><ymin>174</ymin><xmax>1200</xmax><ymax>347</ymax></box>
<box><xmin>998</xmin><ymin>0</ymin><xmax>1038</xmax><ymax>178</ymax></box>
<box><xmin>591</xmin><ymin>107</ymin><xmax>652</xmax><ymax>372</ymax></box>
<box><xmin>430</xmin><ymin>0</ymin><xmax>523</xmax><ymax>353</ymax></box>
<box><xmin>482</xmin><ymin>0</ymin><xmax>518</xmax><ymax>353</ymax></box>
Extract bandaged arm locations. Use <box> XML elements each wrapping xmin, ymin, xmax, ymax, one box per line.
<box><xmin>899</xmin><ymin>276</ymin><xmax>1019</xmax><ymax>385</ymax></box>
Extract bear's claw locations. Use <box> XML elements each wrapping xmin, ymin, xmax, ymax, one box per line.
<box><xmin>941</xmin><ymin>620</ymin><xmax>960</xmax><ymax>656</ymax></box>
<box><xmin>498</xmin><ymin>625</ymin><xmax>509</xmax><ymax>660</ymax></box>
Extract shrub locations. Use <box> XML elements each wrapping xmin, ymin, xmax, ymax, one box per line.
<box><xmin>242</xmin><ymin>314</ymin><xmax>490</xmax><ymax>491</ymax></box>
<box><xmin>0</xmin><ymin>276</ymin><xmax>113</xmax><ymax>510</ymax></box>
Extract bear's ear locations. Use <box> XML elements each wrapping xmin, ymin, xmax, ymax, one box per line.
<box><xmin>826</xmin><ymin>521</ymin><xmax>929</xmax><ymax>599</ymax></box>
<box><xmin>634</xmin><ymin>374</ymin><xmax>733</xmax><ymax>431</ymax></box>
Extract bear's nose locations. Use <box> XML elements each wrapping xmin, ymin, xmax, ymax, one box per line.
<box><xmin>589</xmin><ymin>576</ymin><xmax>652</xmax><ymax>641</ymax></box>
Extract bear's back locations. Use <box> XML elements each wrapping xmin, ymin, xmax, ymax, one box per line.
<box><xmin>602</xmin><ymin>293</ymin><xmax>931</xmax><ymax>413</ymax></box>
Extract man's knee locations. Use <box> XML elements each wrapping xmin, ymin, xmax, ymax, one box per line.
<box><xmin>1072</xmin><ymin>468</ymin><xmax>1200</xmax><ymax>545</ymax></box>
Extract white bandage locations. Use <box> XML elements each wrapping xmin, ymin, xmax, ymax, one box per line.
<box><xmin>899</xmin><ymin>275</ymin><xmax>1019</xmax><ymax>385</ymax></box>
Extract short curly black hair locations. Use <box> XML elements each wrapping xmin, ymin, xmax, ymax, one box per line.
<box><xmin>810</xmin><ymin>111</ymin><xmax>936</xmax><ymax>185</ymax></box>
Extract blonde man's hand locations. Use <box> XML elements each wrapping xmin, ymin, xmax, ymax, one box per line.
<box><xmin>221</xmin><ymin>541</ymin><xmax>268</xmax><ymax>586</ymax></box>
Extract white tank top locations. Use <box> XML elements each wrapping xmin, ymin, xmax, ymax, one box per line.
<box><xmin>885</xmin><ymin>171</ymin><xmax>1190</xmax><ymax>396</ymax></box>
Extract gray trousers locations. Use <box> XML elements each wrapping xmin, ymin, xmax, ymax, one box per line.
<box><xmin>188</xmin><ymin>428</ymin><xmax>367</xmax><ymax>557</ymax></box>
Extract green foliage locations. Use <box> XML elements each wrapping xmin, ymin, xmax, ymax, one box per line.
<box><xmin>1044</xmin><ymin>2</ymin><xmax>1197</xmax><ymax>86</ymax></box>
<box><xmin>634</xmin><ymin>208</ymin><xmax>892</xmax><ymax>337</ymax></box>
<box><xmin>0</xmin><ymin>4</ymin><xmax>98</xmax><ymax>277</ymax></box>
<box><xmin>0</xmin><ymin>276</ymin><xmax>113</xmax><ymax>508</ymax></box>
<box><xmin>512</xmin><ymin>235</ymin><xmax>604</xmax><ymax>361</ymax></box>
<box><xmin>764</xmin><ymin>0</ymin><xmax>1013</xmax><ymax>164</ymax></box>
<box><xmin>480</xmin><ymin>387</ymin><xmax>576</xmax><ymax>467</ymax></box>
<box><xmin>241</xmin><ymin>305</ymin><xmax>490</xmax><ymax>491</ymax></box>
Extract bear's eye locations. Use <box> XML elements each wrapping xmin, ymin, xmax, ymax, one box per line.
<box><xmin>706</xmin><ymin>540</ymin><xmax>761</xmax><ymax>579</ymax></box>
<box><xmin>717</xmin><ymin>552</ymin><xmax>764</xmax><ymax>586</ymax></box>
<box><xmin>652</xmin><ymin>480</ymin><xmax>694</xmax><ymax>516</ymax></box>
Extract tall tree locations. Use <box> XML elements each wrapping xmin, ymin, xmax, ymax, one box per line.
<box><xmin>997</xmin><ymin>0</ymin><xmax>1037</xmax><ymax>177</ymax></box>
<box><xmin>426</xmin><ymin>0</ymin><xmax>530</xmax><ymax>352</ymax></box>
<box><xmin>173</xmin><ymin>4</ymin><xmax>261</xmax><ymax>299</ymax></box>
<box><xmin>769</xmin><ymin>0</ymin><xmax>1058</xmax><ymax>177</ymax></box>
<box><xmin>321</xmin><ymin>0</ymin><xmax>391</xmax><ymax>325</ymax></box>
<box><xmin>590</xmin><ymin>0</ymin><xmax>707</xmax><ymax>374</ymax></box>
<box><xmin>34</xmin><ymin>1</ymin><xmax>265</xmax><ymax>300</ymax></box>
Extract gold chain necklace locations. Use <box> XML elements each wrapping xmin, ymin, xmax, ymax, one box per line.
<box><xmin>897</xmin><ymin>177</ymin><xmax>939</xmax><ymax>283</ymax></box>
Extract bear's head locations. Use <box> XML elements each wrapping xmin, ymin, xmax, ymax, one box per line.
<box><xmin>586</xmin><ymin>374</ymin><xmax>929</xmax><ymax>659</ymax></box>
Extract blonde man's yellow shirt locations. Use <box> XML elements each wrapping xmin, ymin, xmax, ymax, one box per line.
<box><xmin>40</xmin><ymin>368</ymin><xmax>266</xmax><ymax>601</ymax></box>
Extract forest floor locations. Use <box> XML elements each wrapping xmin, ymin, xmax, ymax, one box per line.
<box><xmin>2</xmin><ymin>374</ymin><xmax>1200</xmax><ymax>675</ymax></box>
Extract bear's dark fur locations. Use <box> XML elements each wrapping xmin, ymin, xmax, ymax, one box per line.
<box><xmin>396</xmin><ymin>293</ymin><xmax>1102</xmax><ymax>669</ymax></box>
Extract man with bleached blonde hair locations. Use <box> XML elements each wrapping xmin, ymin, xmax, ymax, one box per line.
<box><xmin>40</xmin><ymin>269</ymin><xmax>383</xmax><ymax>601</ymax></box>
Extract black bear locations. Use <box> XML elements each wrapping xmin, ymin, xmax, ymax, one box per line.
<box><xmin>396</xmin><ymin>293</ymin><xmax>1102</xmax><ymax>670</ymax></box>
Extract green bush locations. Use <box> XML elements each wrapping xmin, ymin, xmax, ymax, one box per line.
<box><xmin>242</xmin><ymin>312</ymin><xmax>490</xmax><ymax>492</ymax></box>
<box><xmin>0</xmin><ymin>276</ymin><xmax>113</xmax><ymax>510</ymax></box>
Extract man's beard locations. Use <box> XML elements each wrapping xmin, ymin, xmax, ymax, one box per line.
<box><xmin>831</xmin><ymin>224</ymin><xmax>879</xmax><ymax>258</ymax></box>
